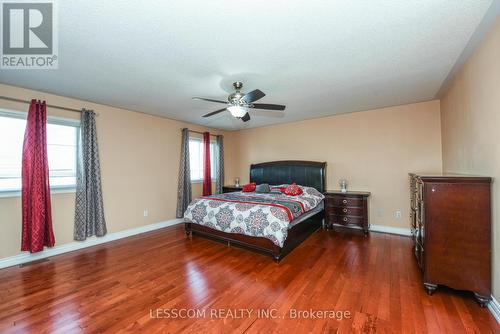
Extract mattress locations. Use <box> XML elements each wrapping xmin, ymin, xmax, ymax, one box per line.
<box><xmin>288</xmin><ymin>200</ymin><xmax>324</xmax><ymax>229</ymax></box>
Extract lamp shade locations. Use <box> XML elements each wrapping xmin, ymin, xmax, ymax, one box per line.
<box><xmin>227</xmin><ymin>105</ymin><xmax>247</xmax><ymax>118</ymax></box>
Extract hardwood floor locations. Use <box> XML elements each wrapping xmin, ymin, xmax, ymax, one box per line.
<box><xmin>0</xmin><ymin>225</ymin><xmax>498</xmax><ymax>333</ymax></box>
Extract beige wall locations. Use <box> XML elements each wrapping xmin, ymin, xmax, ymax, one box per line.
<box><xmin>0</xmin><ymin>83</ymin><xmax>222</xmax><ymax>259</ymax></box>
<box><xmin>0</xmin><ymin>85</ymin><xmax>443</xmax><ymax>261</ymax></box>
<box><xmin>440</xmin><ymin>18</ymin><xmax>500</xmax><ymax>300</ymax></box>
<box><xmin>224</xmin><ymin>100</ymin><xmax>443</xmax><ymax>229</ymax></box>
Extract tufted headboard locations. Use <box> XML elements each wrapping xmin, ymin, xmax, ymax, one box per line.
<box><xmin>250</xmin><ymin>160</ymin><xmax>327</xmax><ymax>193</ymax></box>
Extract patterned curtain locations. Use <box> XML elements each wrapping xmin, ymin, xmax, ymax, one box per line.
<box><xmin>21</xmin><ymin>99</ymin><xmax>55</xmax><ymax>253</ymax></box>
<box><xmin>74</xmin><ymin>109</ymin><xmax>107</xmax><ymax>241</ymax></box>
<box><xmin>202</xmin><ymin>132</ymin><xmax>212</xmax><ymax>196</ymax></box>
<box><xmin>215</xmin><ymin>135</ymin><xmax>224</xmax><ymax>194</ymax></box>
<box><xmin>176</xmin><ymin>128</ymin><xmax>192</xmax><ymax>218</ymax></box>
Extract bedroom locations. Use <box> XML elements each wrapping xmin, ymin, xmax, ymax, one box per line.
<box><xmin>0</xmin><ymin>1</ymin><xmax>499</xmax><ymax>332</ymax></box>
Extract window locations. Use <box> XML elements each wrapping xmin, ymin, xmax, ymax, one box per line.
<box><xmin>189</xmin><ymin>137</ymin><xmax>217</xmax><ymax>182</ymax></box>
<box><xmin>0</xmin><ymin>110</ymin><xmax>79</xmax><ymax>193</ymax></box>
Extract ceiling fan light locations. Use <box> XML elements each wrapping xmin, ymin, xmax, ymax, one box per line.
<box><xmin>227</xmin><ymin>105</ymin><xmax>247</xmax><ymax>118</ymax></box>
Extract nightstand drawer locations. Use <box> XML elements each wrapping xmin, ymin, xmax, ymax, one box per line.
<box><xmin>326</xmin><ymin>196</ymin><xmax>364</xmax><ymax>208</ymax></box>
<box><xmin>328</xmin><ymin>214</ymin><xmax>364</xmax><ymax>226</ymax></box>
<box><xmin>327</xmin><ymin>206</ymin><xmax>365</xmax><ymax>217</ymax></box>
<box><xmin>324</xmin><ymin>191</ymin><xmax>370</xmax><ymax>235</ymax></box>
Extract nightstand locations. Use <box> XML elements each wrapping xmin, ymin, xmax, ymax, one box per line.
<box><xmin>324</xmin><ymin>191</ymin><xmax>371</xmax><ymax>235</ymax></box>
<box><xmin>222</xmin><ymin>185</ymin><xmax>243</xmax><ymax>193</ymax></box>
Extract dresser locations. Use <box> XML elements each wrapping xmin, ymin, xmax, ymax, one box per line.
<box><xmin>409</xmin><ymin>173</ymin><xmax>492</xmax><ymax>307</ymax></box>
<box><xmin>324</xmin><ymin>191</ymin><xmax>370</xmax><ymax>235</ymax></box>
<box><xmin>222</xmin><ymin>185</ymin><xmax>243</xmax><ymax>193</ymax></box>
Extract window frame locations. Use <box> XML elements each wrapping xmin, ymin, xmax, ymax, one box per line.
<box><xmin>188</xmin><ymin>136</ymin><xmax>218</xmax><ymax>183</ymax></box>
<box><xmin>0</xmin><ymin>108</ymin><xmax>81</xmax><ymax>198</ymax></box>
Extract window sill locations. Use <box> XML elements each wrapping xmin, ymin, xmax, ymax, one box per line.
<box><xmin>0</xmin><ymin>187</ymin><xmax>76</xmax><ymax>199</ymax></box>
<box><xmin>191</xmin><ymin>180</ymin><xmax>217</xmax><ymax>184</ymax></box>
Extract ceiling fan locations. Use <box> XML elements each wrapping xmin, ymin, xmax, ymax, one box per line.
<box><xmin>193</xmin><ymin>82</ymin><xmax>286</xmax><ymax>122</ymax></box>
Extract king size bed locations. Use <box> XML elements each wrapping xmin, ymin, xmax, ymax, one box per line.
<box><xmin>184</xmin><ymin>160</ymin><xmax>326</xmax><ymax>261</ymax></box>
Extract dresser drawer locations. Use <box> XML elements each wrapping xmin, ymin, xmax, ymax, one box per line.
<box><xmin>327</xmin><ymin>206</ymin><xmax>365</xmax><ymax>217</ymax></box>
<box><xmin>326</xmin><ymin>196</ymin><xmax>364</xmax><ymax>208</ymax></box>
<box><xmin>328</xmin><ymin>214</ymin><xmax>364</xmax><ymax>226</ymax></box>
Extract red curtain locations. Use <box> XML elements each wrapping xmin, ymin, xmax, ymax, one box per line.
<box><xmin>202</xmin><ymin>132</ymin><xmax>212</xmax><ymax>196</ymax></box>
<box><xmin>21</xmin><ymin>99</ymin><xmax>55</xmax><ymax>253</ymax></box>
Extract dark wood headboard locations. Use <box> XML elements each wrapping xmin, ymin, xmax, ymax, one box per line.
<box><xmin>250</xmin><ymin>160</ymin><xmax>327</xmax><ymax>193</ymax></box>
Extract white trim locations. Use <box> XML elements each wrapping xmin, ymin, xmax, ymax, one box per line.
<box><xmin>370</xmin><ymin>224</ymin><xmax>412</xmax><ymax>236</ymax></box>
<box><xmin>0</xmin><ymin>218</ymin><xmax>184</xmax><ymax>269</ymax></box>
<box><xmin>331</xmin><ymin>223</ymin><xmax>411</xmax><ymax>236</ymax></box>
<box><xmin>0</xmin><ymin>107</ymin><xmax>80</xmax><ymax>126</ymax></box>
<box><xmin>190</xmin><ymin>179</ymin><xmax>217</xmax><ymax>184</ymax></box>
<box><xmin>47</xmin><ymin>115</ymin><xmax>81</xmax><ymax>127</ymax></box>
<box><xmin>489</xmin><ymin>295</ymin><xmax>500</xmax><ymax>324</ymax></box>
<box><xmin>0</xmin><ymin>186</ymin><xmax>76</xmax><ymax>198</ymax></box>
<box><xmin>0</xmin><ymin>108</ymin><xmax>26</xmax><ymax>119</ymax></box>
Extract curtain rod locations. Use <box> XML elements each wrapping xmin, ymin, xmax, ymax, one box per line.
<box><xmin>186</xmin><ymin>129</ymin><xmax>219</xmax><ymax>137</ymax></box>
<box><xmin>0</xmin><ymin>95</ymin><xmax>88</xmax><ymax>114</ymax></box>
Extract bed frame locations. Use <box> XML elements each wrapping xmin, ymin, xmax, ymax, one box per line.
<box><xmin>185</xmin><ymin>160</ymin><xmax>327</xmax><ymax>262</ymax></box>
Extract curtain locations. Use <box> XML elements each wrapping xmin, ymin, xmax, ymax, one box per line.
<box><xmin>176</xmin><ymin>128</ymin><xmax>192</xmax><ymax>218</ymax></box>
<box><xmin>74</xmin><ymin>109</ymin><xmax>107</xmax><ymax>241</ymax></box>
<box><xmin>215</xmin><ymin>135</ymin><xmax>224</xmax><ymax>194</ymax></box>
<box><xmin>21</xmin><ymin>99</ymin><xmax>55</xmax><ymax>253</ymax></box>
<box><xmin>202</xmin><ymin>132</ymin><xmax>212</xmax><ymax>196</ymax></box>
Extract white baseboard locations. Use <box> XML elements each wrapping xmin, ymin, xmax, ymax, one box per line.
<box><xmin>489</xmin><ymin>295</ymin><xmax>500</xmax><ymax>324</ymax></box>
<box><xmin>0</xmin><ymin>218</ymin><xmax>184</xmax><ymax>269</ymax></box>
<box><xmin>370</xmin><ymin>224</ymin><xmax>412</xmax><ymax>236</ymax></box>
<box><xmin>331</xmin><ymin>223</ymin><xmax>411</xmax><ymax>236</ymax></box>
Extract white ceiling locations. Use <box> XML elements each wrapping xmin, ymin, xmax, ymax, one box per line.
<box><xmin>0</xmin><ymin>0</ymin><xmax>494</xmax><ymax>130</ymax></box>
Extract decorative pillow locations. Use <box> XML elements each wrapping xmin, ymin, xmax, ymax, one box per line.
<box><xmin>271</xmin><ymin>186</ymin><xmax>287</xmax><ymax>194</ymax></box>
<box><xmin>284</xmin><ymin>183</ymin><xmax>303</xmax><ymax>196</ymax></box>
<box><xmin>242</xmin><ymin>182</ymin><xmax>257</xmax><ymax>192</ymax></box>
<box><xmin>255</xmin><ymin>183</ymin><xmax>271</xmax><ymax>193</ymax></box>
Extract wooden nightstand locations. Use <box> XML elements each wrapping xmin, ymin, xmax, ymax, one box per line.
<box><xmin>324</xmin><ymin>191</ymin><xmax>371</xmax><ymax>235</ymax></box>
<box><xmin>222</xmin><ymin>185</ymin><xmax>243</xmax><ymax>193</ymax></box>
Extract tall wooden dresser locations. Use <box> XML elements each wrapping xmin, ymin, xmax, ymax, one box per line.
<box><xmin>409</xmin><ymin>173</ymin><xmax>492</xmax><ymax>307</ymax></box>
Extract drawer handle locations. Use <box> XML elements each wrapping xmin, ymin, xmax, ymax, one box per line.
<box><xmin>342</xmin><ymin>199</ymin><xmax>347</xmax><ymax>204</ymax></box>
<box><xmin>343</xmin><ymin>217</ymin><xmax>348</xmax><ymax>222</ymax></box>
<box><xmin>343</xmin><ymin>208</ymin><xmax>348</xmax><ymax>213</ymax></box>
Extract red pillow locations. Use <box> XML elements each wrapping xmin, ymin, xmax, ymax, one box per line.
<box><xmin>271</xmin><ymin>186</ymin><xmax>287</xmax><ymax>193</ymax></box>
<box><xmin>242</xmin><ymin>182</ymin><xmax>256</xmax><ymax>192</ymax></box>
<box><xmin>284</xmin><ymin>183</ymin><xmax>303</xmax><ymax>196</ymax></box>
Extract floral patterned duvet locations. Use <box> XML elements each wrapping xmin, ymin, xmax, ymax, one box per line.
<box><xmin>183</xmin><ymin>186</ymin><xmax>325</xmax><ymax>247</ymax></box>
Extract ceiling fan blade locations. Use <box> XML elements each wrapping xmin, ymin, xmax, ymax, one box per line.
<box><xmin>193</xmin><ymin>97</ymin><xmax>228</xmax><ymax>104</ymax></box>
<box><xmin>241</xmin><ymin>89</ymin><xmax>265</xmax><ymax>103</ymax></box>
<box><xmin>251</xmin><ymin>103</ymin><xmax>286</xmax><ymax>111</ymax></box>
<box><xmin>241</xmin><ymin>112</ymin><xmax>251</xmax><ymax>122</ymax></box>
<box><xmin>202</xmin><ymin>108</ymin><xmax>227</xmax><ymax>117</ymax></box>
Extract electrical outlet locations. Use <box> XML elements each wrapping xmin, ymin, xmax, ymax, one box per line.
<box><xmin>395</xmin><ymin>210</ymin><xmax>402</xmax><ymax>219</ymax></box>
<box><xmin>143</xmin><ymin>209</ymin><xmax>149</xmax><ymax>217</ymax></box>
<box><xmin>377</xmin><ymin>208</ymin><xmax>384</xmax><ymax>217</ymax></box>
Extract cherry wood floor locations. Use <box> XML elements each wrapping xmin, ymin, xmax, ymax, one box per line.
<box><xmin>0</xmin><ymin>225</ymin><xmax>498</xmax><ymax>334</ymax></box>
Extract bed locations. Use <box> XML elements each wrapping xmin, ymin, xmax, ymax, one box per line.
<box><xmin>184</xmin><ymin>160</ymin><xmax>326</xmax><ymax>261</ymax></box>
